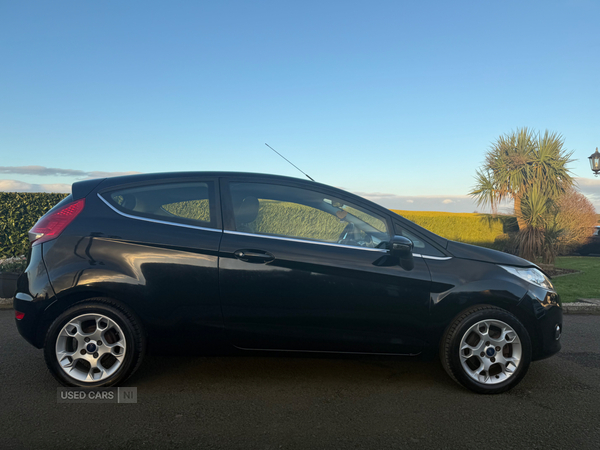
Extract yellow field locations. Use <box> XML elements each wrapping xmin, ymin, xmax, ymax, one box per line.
<box><xmin>391</xmin><ymin>210</ymin><xmax>517</xmax><ymax>249</ymax></box>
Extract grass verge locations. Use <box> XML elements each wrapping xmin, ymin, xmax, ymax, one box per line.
<box><xmin>551</xmin><ymin>256</ymin><xmax>600</xmax><ymax>303</ymax></box>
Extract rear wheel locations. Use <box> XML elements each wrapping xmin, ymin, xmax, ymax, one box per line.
<box><xmin>44</xmin><ymin>299</ymin><xmax>145</xmax><ymax>387</ymax></box>
<box><xmin>440</xmin><ymin>305</ymin><xmax>531</xmax><ymax>394</ymax></box>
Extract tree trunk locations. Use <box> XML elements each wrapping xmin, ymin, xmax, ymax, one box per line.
<box><xmin>513</xmin><ymin>195</ymin><xmax>527</xmax><ymax>230</ymax></box>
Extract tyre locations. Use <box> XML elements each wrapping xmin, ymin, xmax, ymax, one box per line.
<box><xmin>43</xmin><ymin>299</ymin><xmax>146</xmax><ymax>387</ymax></box>
<box><xmin>440</xmin><ymin>305</ymin><xmax>531</xmax><ymax>394</ymax></box>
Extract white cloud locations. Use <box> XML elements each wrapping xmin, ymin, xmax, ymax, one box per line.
<box><xmin>0</xmin><ymin>166</ymin><xmax>143</xmax><ymax>193</ymax></box>
<box><xmin>352</xmin><ymin>191</ymin><xmax>515</xmax><ymax>213</ymax></box>
<box><xmin>353</xmin><ymin>176</ymin><xmax>600</xmax><ymax>214</ymax></box>
<box><xmin>0</xmin><ymin>166</ymin><xmax>140</xmax><ymax>180</ymax></box>
<box><xmin>86</xmin><ymin>170</ymin><xmax>141</xmax><ymax>179</ymax></box>
<box><xmin>353</xmin><ymin>179</ymin><xmax>600</xmax><ymax>214</ymax></box>
<box><xmin>575</xmin><ymin>177</ymin><xmax>600</xmax><ymax>189</ymax></box>
<box><xmin>0</xmin><ymin>166</ymin><xmax>85</xmax><ymax>177</ymax></box>
<box><xmin>0</xmin><ymin>179</ymin><xmax>71</xmax><ymax>193</ymax></box>
<box><xmin>574</xmin><ymin>177</ymin><xmax>600</xmax><ymax>211</ymax></box>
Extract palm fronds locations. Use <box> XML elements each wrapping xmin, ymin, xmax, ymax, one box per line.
<box><xmin>470</xmin><ymin>127</ymin><xmax>577</xmax><ymax>263</ymax></box>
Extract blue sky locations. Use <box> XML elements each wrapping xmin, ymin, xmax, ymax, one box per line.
<box><xmin>1</xmin><ymin>0</ymin><xmax>599</xmax><ymax>213</ymax></box>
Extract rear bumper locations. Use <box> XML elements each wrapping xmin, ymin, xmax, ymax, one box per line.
<box><xmin>13</xmin><ymin>244</ymin><xmax>56</xmax><ymax>349</ymax></box>
<box><xmin>14</xmin><ymin>292</ymin><xmax>45</xmax><ymax>348</ymax></box>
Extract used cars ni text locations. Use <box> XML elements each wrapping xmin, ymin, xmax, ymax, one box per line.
<box><xmin>14</xmin><ymin>172</ymin><xmax>562</xmax><ymax>394</ymax></box>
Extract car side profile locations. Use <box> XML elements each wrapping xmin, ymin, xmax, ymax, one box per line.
<box><xmin>14</xmin><ymin>172</ymin><xmax>562</xmax><ymax>394</ymax></box>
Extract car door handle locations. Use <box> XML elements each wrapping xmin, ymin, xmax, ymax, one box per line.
<box><xmin>234</xmin><ymin>249</ymin><xmax>275</xmax><ymax>263</ymax></box>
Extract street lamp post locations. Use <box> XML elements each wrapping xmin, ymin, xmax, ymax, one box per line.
<box><xmin>589</xmin><ymin>147</ymin><xmax>600</xmax><ymax>177</ymax></box>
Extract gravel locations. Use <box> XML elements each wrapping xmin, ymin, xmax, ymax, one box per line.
<box><xmin>0</xmin><ymin>255</ymin><xmax>26</xmax><ymax>265</ymax></box>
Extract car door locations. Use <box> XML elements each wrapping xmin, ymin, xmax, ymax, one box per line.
<box><xmin>93</xmin><ymin>178</ymin><xmax>223</xmax><ymax>342</ymax></box>
<box><xmin>218</xmin><ymin>177</ymin><xmax>432</xmax><ymax>355</ymax></box>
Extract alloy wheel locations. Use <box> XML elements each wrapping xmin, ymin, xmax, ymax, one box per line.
<box><xmin>55</xmin><ymin>313</ymin><xmax>127</xmax><ymax>382</ymax></box>
<box><xmin>459</xmin><ymin>319</ymin><xmax>522</xmax><ymax>385</ymax></box>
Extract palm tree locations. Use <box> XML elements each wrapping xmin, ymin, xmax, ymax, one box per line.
<box><xmin>512</xmin><ymin>184</ymin><xmax>560</xmax><ymax>263</ymax></box>
<box><xmin>470</xmin><ymin>128</ymin><xmax>574</xmax><ymax>230</ymax></box>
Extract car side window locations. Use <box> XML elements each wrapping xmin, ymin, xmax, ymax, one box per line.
<box><xmin>102</xmin><ymin>181</ymin><xmax>217</xmax><ymax>228</ymax></box>
<box><xmin>393</xmin><ymin>222</ymin><xmax>444</xmax><ymax>257</ymax></box>
<box><xmin>228</xmin><ymin>182</ymin><xmax>390</xmax><ymax>248</ymax></box>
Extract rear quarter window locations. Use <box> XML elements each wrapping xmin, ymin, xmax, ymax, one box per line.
<box><xmin>102</xmin><ymin>181</ymin><xmax>217</xmax><ymax>228</ymax></box>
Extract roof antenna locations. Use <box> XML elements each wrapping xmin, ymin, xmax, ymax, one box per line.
<box><xmin>265</xmin><ymin>143</ymin><xmax>315</xmax><ymax>182</ymax></box>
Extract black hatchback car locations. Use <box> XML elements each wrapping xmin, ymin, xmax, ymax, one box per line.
<box><xmin>574</xmin><ymin>225</ymin><xmax>600</xmax><ymax>256</ymax></box>
<box><xmin>14</xmin><ymin>172</ymin><xmax>562</xmax><ymax>394</ymax></box>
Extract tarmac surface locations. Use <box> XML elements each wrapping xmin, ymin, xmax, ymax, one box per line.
<box><xmin>0</xmin><ymin>311</ymin><xmax>599</xmax><ymax>449</ymax></box>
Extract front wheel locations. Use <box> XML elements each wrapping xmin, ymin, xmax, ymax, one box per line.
<box><xmin>43</xmin><ymin>300</ymin><xmax>146</xmax><ymax>387</ymax></box>
<box><xmin>440</xmin><ymin>305</ymin><xmax>531</xmax><ymax>394</ymax></box>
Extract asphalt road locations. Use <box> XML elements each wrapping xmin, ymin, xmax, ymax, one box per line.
<box><xmin>1</xmin><ymin>311</ymin><xmax>599</xmax><ymax>450</ymax></box>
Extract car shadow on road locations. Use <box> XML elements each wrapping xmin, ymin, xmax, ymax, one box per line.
<box><xmin>128</xmin><ymin>350</ymin><xmax>457</xmax><ymax>393</ymax></box>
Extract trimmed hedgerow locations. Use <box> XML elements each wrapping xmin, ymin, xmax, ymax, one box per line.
<box><xmin>391</xmin><ymin>210</ymin><xmax>518</xmax><ymax>250</ymax></box>
<box><xmin>0</xmin><ymin>192</ymin><xmax>68</xmax><ymax>258</ymax></box>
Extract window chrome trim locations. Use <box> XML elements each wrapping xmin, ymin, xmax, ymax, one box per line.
<box><xmin>97</xmin><ymin>194</ymin><xmax>221</xmax><ymax>233</ymax></box>
<box><xmin>224</xmin><ymin>231</ymin><xmax>454</xmax><ymax>258</ymax></box>
<box><xmin>415</xmin><ymin>254</ymin><xmax>453</xmax><ymax>261</ymax></box>
<box><xmin>224</xmin><ymin>230</ymin><xmax>389</xmax><ymax>253</ymax></box>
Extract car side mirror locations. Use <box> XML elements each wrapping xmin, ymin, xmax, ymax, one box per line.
<box><xmin>388</xmin><ymin>235</ymin><xmax>415</xmax><ymax>270</ymax></box>
<box><xmin>389</xmin><ymin>235</ymin><xmax>414</xmax><ymax>259</ymax></box>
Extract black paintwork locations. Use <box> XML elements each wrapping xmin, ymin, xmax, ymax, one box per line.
<box><xmin>14</xmin><ymin>171</ymin><xmax>562</xmax><ymax>361</ymax></box>
<box><xmin>219</xmin><ymin>231</ymin><xmax>431</xmax><ymax>354</ymax></box>
<box><xmin>446</xmin><ymin>241</ymin><xmax>534</xmax><ymax>267</ymax></box>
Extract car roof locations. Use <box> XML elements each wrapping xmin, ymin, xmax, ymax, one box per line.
<box><xmin>90</xmin><ymin>171</ymin><xmax>322</xmax><ymax>189</ymax></box>
<box><xmin>72</xmin><ymin>172</ymin><xmax>313</xmax><ymax>199</ymax></box>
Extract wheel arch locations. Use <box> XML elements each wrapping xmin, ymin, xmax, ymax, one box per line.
<box><xmin>35</xmin><ymin>289</ymin><xmax>146</xmax><ymax>349</ymax></box>
<box><xmin>428</xmin><ymin>294</ymin><xmax>537</xmax><ymax>351</ymax></box>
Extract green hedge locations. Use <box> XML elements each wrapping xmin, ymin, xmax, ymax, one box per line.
<box><xmin>0</xmin><ymin>193</ymin><xmax>68</xmax><ymax>257</ymax></box>
<box><xmin>392</xmin><ymin>210</ymin><xmax>518</xmax><ymax>250</ymax></box>
<box><xmin>252</xmin><ymin>201</ymin><xmax>347</xmax><ymax>241</ymax></box>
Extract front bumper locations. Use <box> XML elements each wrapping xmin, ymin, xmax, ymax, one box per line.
<box><xmin>516</xmin><ymin>289</ymin><xmax>562</xmax><ymax>361</ymax></box>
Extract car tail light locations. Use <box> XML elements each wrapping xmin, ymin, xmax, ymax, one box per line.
<box><xmin>15</xmin><ymin>311</ymin><xmax>25</xmax><ymax>320</ymax></box>
<box><xmin>29</xmin><ymin>198</ymin><xmax>85</xmax><ymax>246</ymax></box>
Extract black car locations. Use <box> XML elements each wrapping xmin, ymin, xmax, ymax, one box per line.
<box><xmin>14</xmin><ymin>172</ymin><xmax>562</xmax><ymax>394</ymax></box>
<box><xmin>574</xmin><ymin>225</ymin><xmax>600</xmax><ymax>256</ymax></box>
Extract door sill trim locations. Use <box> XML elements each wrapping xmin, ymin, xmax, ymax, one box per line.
<box><xmin>233</xmin><ymin>345</ymin><xmax>421</xmax><ymax>357</ymax></box>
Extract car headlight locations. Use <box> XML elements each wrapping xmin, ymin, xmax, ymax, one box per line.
<box><xmin>499</xmin><ymin>265</ymin><xmax>554</xmax><ymax>290</ymax></box>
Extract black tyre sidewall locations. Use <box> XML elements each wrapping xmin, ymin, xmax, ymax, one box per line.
<box><xmin>44</xmin><ymin>301</ymin><xmax>143</xmax><ymax>388</ymax></box>
<box><xmin>445</xmin><ymin>308</ymin><xmax>532</xmax><ymax>394</ymax></box>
